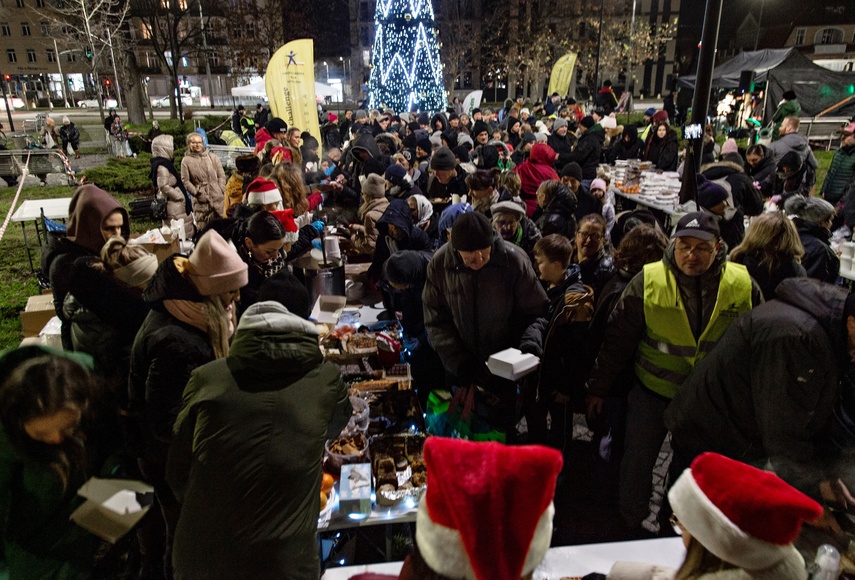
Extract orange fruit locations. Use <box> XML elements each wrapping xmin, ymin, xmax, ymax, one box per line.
<box><xmin>321</xmin><ymin>473</ymin><xmax>334</xmax><ymax>493</ymax></box>
<box><xmin>320</xmin><ymin>490</ymin><xmax>328</xmax><ymax>511</ymax></box>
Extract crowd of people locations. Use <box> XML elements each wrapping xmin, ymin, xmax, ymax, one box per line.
<box><xmin>0</xmin><ymin>88</ymin><xmax>853</xmax><ymax>580</ymax></box>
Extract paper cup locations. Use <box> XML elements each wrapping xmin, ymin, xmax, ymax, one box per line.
<box><xmin>324</xmin><ymin>237</ymin><xmax>342</xmax><ymax>261</ymax></box>
<box><xmin>842</xmin><ymin>242</ymin><xmax>855</xmax><ymax>260</ymax></box>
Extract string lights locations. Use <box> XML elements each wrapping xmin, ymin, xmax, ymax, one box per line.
<box><xmin>368</xmin><ymin>0</ymin><xmax>446</xmax><ymax>113</ymax></box>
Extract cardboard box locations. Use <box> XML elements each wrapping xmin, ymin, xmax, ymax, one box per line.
<box><xmin>487</xmin><ymin>348</ymin><xmax>540</xmax><ymax>381</ymax></box>
<box><xmin>20</xmin><ymin>294</ymin><xmax>56</xmax><ymax>338</ymax></box>
<box><xmin>70</xmin><ymin>478</ymin><xmax>154</xmax><ymax>544</ymax></box>
<box><xmin>311</xmin><ymin>295</ymin><xmax>347</xmax><ymax>325</ymax></box>
<box><xmin>134</xmin><ymin>238</ymin><xmax>180</xmax><ymax>263</ymax></box>
<box><xmin>339</xmin><ymin>463</ymin><xmax>372</xmax><ymax>517</ymax></box>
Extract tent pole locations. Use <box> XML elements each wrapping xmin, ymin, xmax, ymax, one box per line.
<box><xmin>688</xmin><ymin>0</ymin><xmax>724</xmax><ymax>175</ymax></box>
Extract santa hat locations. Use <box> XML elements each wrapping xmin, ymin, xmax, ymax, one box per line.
<box><xmin>668</xmin><ymin>453</ymin><xmax>823</xmax><ymax>571</ymax></box>
<box><xmin>415</xmin><ymin>437</ymin><xmax>563</xmax><ymax>580</ymax></box>
<box><xmin>269</xmin><ymin>209</ymin><xmax>299</xmax><ymax>243</ymax></box>
<box><xmin>245</xmin><ymin>177</ymin><xmax>282</xmax><ymax>207</ymax></box>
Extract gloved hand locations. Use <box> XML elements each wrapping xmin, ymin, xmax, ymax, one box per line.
<box><xmin>311</xmin><ymin>239</ymin><xmax>323</xmax><ymax>251</ymax></box>
<box><xmin>311</xmin><ymin>220</ymin><xmax>325</xmax><ymax>233</ymax></box>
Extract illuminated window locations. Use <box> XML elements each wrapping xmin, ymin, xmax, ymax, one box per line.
<box><xmin>21</xmin><ymin>21</ymin><xmax>30</xmax><ymax>36</ymax></box>
<box><xmin>6</xmin><ymin>49</ymin><xmax>16</xmax><ymax>63</ymax></box>
<box><xmin>141</xmin><ymin>23</ymin><xmax>152</xmax><ymax>39</ymax></box>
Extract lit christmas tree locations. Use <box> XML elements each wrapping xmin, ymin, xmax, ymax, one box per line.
<box><xmin>368</xmin><ymin>0</ymin><xmax>446</xmax><ymax>113</ymax></box>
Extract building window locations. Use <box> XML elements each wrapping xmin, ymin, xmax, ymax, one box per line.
<box><xmin>66</xmin><ymin>51</ymin><xmax>76</xmax><ymax>62</ymax></box>
<box><xmin>141</xmin><ymin>23</ymin><xmax>151</xmax><ymax>39</ymax></box>
<box><xmin>14</xmin><ymin>0</ymin><xmax>22</xmax><ymax>7</ymax></box>
<box><xmin>6</xmin><ymin>49</ymin><xmax>16</xmax><ymax>63</ymax></box>
<box><xmin>41</xmin><ymin>21</ymin><xmax>49</xmax><ymax>35</ymax></box>
<box><xmin>817</xmin><ymin>28</ymin><xmax>843</xmax><ymax>45</ymax></box>
<box><xmin>360</xmin><ymin>25</ymin><xmax>370</xmax><ymax>47</ymax></box>
<box><xmin>0</xmin><ymin>23</ymin><xmax>9</xmax><ymax>36</ymax></box>
<box><xmin>21</xmin><ymin>21</ymin><xmax>30</xmax><ymax>36</ymax></box>
<box><xmin>794</xmin><ymin>28</ymin><xmax>804</xmax><ymax>45</ymax></box>
<box><xmin>233</xmin><ymin>24</ymin><xmax>242</xmax><ymax>39</ymax></box>
<box><xmin>359</xmin><ymin>1</ymin><xmax>371</xmax><ymax>19</ymax></box>
<box><xmin>245</xmin><ymin>21</ymin><xmax>254</xmax><ymax>36</ymax></box>
<box><xmin>46</xmin><ymin>48</ymin><xmax>55</xmax><ymax>62</ymax></box>
<box><xmin>35</xmin><ymin>0</ymin><xmax>43</xmax><ymax>6</ymax></box>
<box><xmin>362</xmin><ymin>49</ymin><xmax>370</xmax><ymax>67</ymax></box>
<box><xmin>26</xmin><ymin>49</ymin><xmax>35</xmax><ymax>62</ymax></box>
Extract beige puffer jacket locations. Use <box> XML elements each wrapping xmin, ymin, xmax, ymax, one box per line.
<box><xmin>180</xmin><ymin>146</ymin><xmax>226</xmax><ymax>230</ymax></box>
<box><xmin>151</xmin><ymin>135</ymin><xmax>195</xmax><ymax>238</ymax></box>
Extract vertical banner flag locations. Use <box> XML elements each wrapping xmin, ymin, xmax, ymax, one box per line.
<box><xmin>547</xmin><ymin>52</ymin><xmax>577</xmax><ymax>98</ymax></box>
<box><xmin>266</xmin><ymin>39</ymin><xmax>322</xmax><ymax>148</ymax></box>
<box><xmin>462</xmin><ymin>90</ymin><xmax>483</xmax><ymax>117</ymax></box>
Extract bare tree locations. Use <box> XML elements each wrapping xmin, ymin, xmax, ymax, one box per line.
<box><xmin>131</xmin><ymin>0</ymin><xmax>204</xmax><ymax>120</ymax></box>
<box><xmin>26</xmin><ymin>0</ymin><xmax>129</xmax><ymax>121</ymax></box>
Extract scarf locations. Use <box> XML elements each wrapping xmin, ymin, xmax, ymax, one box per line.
<box><xmin>411</xmin><ymin>194</ymin><xmax>434</xmax><ymax>228</ymax></box>
<box><xmin>237</xmin><ymin>242</ymin><xmax>286</xmax><ymax>280</ymax></box>
<box><xmin>163</xmin><ymin>298</ymin><xmax>235</xmax><ymax>359</ymax></box>
<box><xmin>151</xmin><ymin>157</ymin><xmax>194</xmax><ymax>216</ymax></box>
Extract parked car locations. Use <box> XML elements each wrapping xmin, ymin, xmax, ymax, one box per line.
<box><xmin>153</xmin><ymin>94</ymin><xmax>193</xmax><ymax>108</ymax></box>
<box><xmin>77</xmin><ymin>98</ymin><xmax>118</xmax><ymax>109</ymax></box>
<box><xmin>0</xmin><ymin>97</ymin><xmax>25</xmax><ymax>111</ymax></box>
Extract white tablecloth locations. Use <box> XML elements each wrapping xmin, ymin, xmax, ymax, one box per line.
<box><xmin>321</xmin><ymin>537</ymin><xmax>686</xmax><ymax>579</ymax></box>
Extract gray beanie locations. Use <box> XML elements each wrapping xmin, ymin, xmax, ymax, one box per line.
<box><xmin>783</xmin><ymin>195</ymin><xmax>835</xmax><ymax>225</ymax></box>
<box><xmin>361</xmin><ymin>174</ymin><xmax>386</xmax><ymax>199</ymax></box>
<box><xmin>430</xmin><ymin>147</ymin><xmax>457</xmax><ymax>171</ymax></box>
<box><xmin>354</xmin><ymin>110</ymin><xmax>368</xmax><ymax>120</ymax></box>
<box><xmin>552</xmin><ymin>117</ymin><xmax>568</xmax><ymax>131</ymax></box>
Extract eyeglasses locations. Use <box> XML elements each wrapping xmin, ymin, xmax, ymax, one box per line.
<box><xmin>669</xmin><ymin>513</ymin><xmax>683</xmax><ymax>536</ymax></box>
<box><xmin>494</xmin><ymin>219</ymin><xmax>519</xmax><ymax>229</ymax></box>
<box><xmin>577</xmin><ymin>231</ymin><xmax>602</xmax><ymax>242</ymax></box>
<box><xmin>676</xmin><ymin>243</ymin><xmax>714</xmax><ymax>257</ymax></box>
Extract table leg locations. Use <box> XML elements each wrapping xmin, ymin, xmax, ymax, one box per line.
<box><xmin>21</xmin><ymin>221</ymin><xmax>34</xmax><ymax>273</ymax></box>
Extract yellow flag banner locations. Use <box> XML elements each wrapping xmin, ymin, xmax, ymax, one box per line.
<box><xmin>547</xmin><ymin>52</ymin><xmax>577</xmax><ymax>98</ymax></box>
<box><xmin>266</xmin><ymin>39</ymin><xmax>321</xmax><ymax>150</ymax></box>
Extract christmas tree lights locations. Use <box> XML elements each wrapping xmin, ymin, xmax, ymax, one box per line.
<box><xmin>368</xmin><ymin>0</ymin><xmax>446</xmax><ymax>113</ymax></box>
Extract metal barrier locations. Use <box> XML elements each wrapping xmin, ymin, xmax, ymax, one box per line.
<box><xmin>800</xmin><ymin>117</ymin><xmax>849</xmax><ymax>151</ymax></box>
<box><xmin>208</xmin><ymin>144</ymin><xmax>255</xmax><ymax>170</ymax></box>
<box><xmin>0</xmin><ymin>149</ymin><xmax>70</xmax><ymax>179</ymax></box>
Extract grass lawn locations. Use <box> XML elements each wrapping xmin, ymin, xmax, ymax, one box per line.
<box><xmin>0</xmin><ymin>184</ymin><xmax>159</xmax><ymax>350</ymax></box>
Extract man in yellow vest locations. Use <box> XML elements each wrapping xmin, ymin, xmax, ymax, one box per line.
<box><xmin>586</xmin><ymin>211</ymin><xmax>763</xmax><ymax>533</ymax></box>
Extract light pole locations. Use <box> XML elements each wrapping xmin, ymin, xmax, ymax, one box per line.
<box><xmin>593</xmin><ymin>0</ymin><xmax>605</xmax><ymax>94</ymax></box>
<box><xmin>198</xmin><ymin>0</ymin><xmax>215</xmax><ymax>108</ymax></box>
<box><xmin>105</xmin><ymin>29</ymin><xmax>122</xmax><ymax>109</ymax></box>
<box><xmin>53</xmin><ymin>39</ymin><xmax>69</xmax><ymax>107</ymax></box>
<box><xmin>323</xmin><ymin>61</ymin><xmax>329</xmax><ymax>83</ymax></box>
<box><xmin>339</xmin><ymin>56</ymin><xmax>347</xmax><ymax>99</ymax></box>
<box><xmin>753</xmin><ymin>0</ymin><xmax>766</xmax><ymax>51</ymax></box>
<box><xmin>625</xmin><ymin>0</ymin><xmax>637</xmax><ymax>99</ymax></box>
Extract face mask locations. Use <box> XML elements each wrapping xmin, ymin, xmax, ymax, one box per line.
<box><xmin>776</xmin><ymin>171</ymin><xmax>791</xmax><ymax>180</ymax></box>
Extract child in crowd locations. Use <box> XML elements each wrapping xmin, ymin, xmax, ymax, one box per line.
<box><xmin>520</xmin><ymin>234</ymin><xmax>595</xmax><ymax>450</ymax></box>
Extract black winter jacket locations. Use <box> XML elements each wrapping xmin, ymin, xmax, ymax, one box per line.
<box><xmin>520</xmin><ymin>266</ymin><xmax>595</xmax><ymax>403</ymax></box>
<box><xmin>607</xmin><ymin>128</ymin><xmax>644</xmax><ymax>163</ymax></box>
<box><xmin>644</xmin><ymin>131</ymin><xmax>678</xmax><ymax>171</ymax></box>
<box><xmin>665</xmin><ymin>278</ymin><xmax>848</xmax><ymax>498</ymax></box>
<box><xmin>534</xmin><ymin>184</ymin><xmax>578</xmax><ymax>240</ymax></box>
<box><xmin>570</xmin><ymin>127</ymin><xmax>605</xmax><ymax>180</ymax></box>
<box><xmin>795</xmin><ymin>219</ymin><xmax>839</xmax><ymax>284</ymax></box>
<box><xmin>746</xmin><ymin>146</ymin><xmax>777</xmax><ymax>188</ymax></box>
<box><xmin>729</xmin><ymin>251</ymin><xmax>806</xmax><ymax>302</ymax></box>
<box><xmin>129</xmin><ymin>256</ymin><xmax>216</xmax><ymax>458</ymax></box>
<box><xmin>423</xmin><ymin>233</ymin><xmax>548</xmax><ymax>386</ymax></box>
<box><xmin>368</xmin><ymin>199</ymin><xmax>433</xmax><ymax>280</ymax></box>
<box><xmin>41</xmin><ymin>233</ymin><xmax>95</xmax><ymax>350</ymax></box>
<box><xmin>578</xmin><ymin>250</ymin><xmax>616</xmax><ymax>303</ymax></box>
<box><xmin>547</xmin><ymin>132</ymin><xmax>577</xmax><ymax>170</ymax></box>
<box><xmin>701</xmin><ymin>160</ymin><xmax>764</xmax><ymax>217</ymax></box>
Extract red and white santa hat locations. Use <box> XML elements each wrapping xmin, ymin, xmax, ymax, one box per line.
<box><xmin>668</xmin><ymin>453</ymin><xmax>823</xmax><ymax>571</ymax></box>
<box><xmin>245</xmin><ymin>177</ymin><xmax>282</xmax><ymax>207</ymax></box>
<box><xmin>416</xmin><ymin>437</ymin><xmax>563</xmax><ymax>580</ymax></box>
<box><xmin>269</xmin><ymin>209</ymin><xmax>299</xmax><ymax>243</ymax></box>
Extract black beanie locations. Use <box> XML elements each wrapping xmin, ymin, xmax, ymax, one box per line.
<box><xmin>560</xmin><ymin>162</ymin><xmax>583</xmax><ymax>181</ymax></box>
<box><xmin>384</xmin><ymin>250</ymin><xmax>428</xmax><ymax>286</ymax></box>
<box><xmin>452</xmin><ymin>145</ymin><xmax>471</xmax><ymax>163</ymax></box>
<box><xmin>580</xmin><ymin>116</ymin><xmax>595</xmax><ymax>129</ymax></box>
<box><xmin>418</xmin><ymin>113</ymin><xmax>430</xmax><ymax>125</ymax></box>
<box><xmin>417</xmin><ymin>137</ymin><xmax>433</xmax><ymax>153</ymax></box>
<box><xmin>472</xmin><ymin>120</ymin><xmax>490</xmax><ymax>138</ymax></box>
<box><xmin>257</xmin><ymin>270</ymin><xmax>311</xmax><ymax>320</ymax></box>
<box><xmin>408</xmin><ymin>122</ymin><xmax>421</xmax><ymax>133</ymax></box>
<box><xmin>362</xmin><ymin>158</ymin><xmax>387</xmax><ymax>177</ymax></box>
<box><xmin>430</xmin><ymin>146</ymin><xmax>457</xmax><ymax>170</ymax></box>
<box><xmin>451</xmin><ymin>212</ymin><xmax>493</xmax><ymax>251</ymax></box>
<box><xmin>778</xmin><ymin>151</ymin><xmax>802</xmax><ymax>172</ymax></box>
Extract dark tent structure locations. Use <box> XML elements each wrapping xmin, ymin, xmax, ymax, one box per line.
<box><xmin>677</xmin><ymin>48</ymin><xmax>855</xmax><ymax>120</ymax></box>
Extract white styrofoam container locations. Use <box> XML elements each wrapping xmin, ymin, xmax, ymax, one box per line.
<box><xmin>486</xmin><ymin>348</ymin><xmax>540</xmax><ymax>381</ymax></box>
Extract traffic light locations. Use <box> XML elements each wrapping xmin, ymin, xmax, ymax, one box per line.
<box><xmin>3</xmin><ymin>75</ymin><xmax>8</xmax><ymax>81</ymax></box>
<box><xmin>105</xmin><ymin>79</ymin><xmax>110</xmax><ymax>86</ymax></box>
<box><xmin>85</xmin><ymin>48</ymin><xmax>93</xmax><ymax>60</ymax></box>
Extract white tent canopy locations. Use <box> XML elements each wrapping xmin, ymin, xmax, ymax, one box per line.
<box><xmin>230</xmin><ymin>76</ymin><xmax>338</xmax><ymax>99</ymax></box>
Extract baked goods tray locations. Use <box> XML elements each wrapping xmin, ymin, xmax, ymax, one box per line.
<box><xmin>369</xmin><ymin>433</ymin><xmax>427</xmax><ymax>507</ymax></box>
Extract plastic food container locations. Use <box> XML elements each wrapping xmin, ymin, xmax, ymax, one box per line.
<box><xmin>324</xmin><ymin>433</ymin><xmax>369</xmax><ymax>477</ymax></box>
<box><xmin>486</xmin><ymin>348</ymin><xmax>540</xmax><ymax>381</ymax></box>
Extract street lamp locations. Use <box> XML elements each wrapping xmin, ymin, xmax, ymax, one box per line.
<box><xmin>323</xmin><ymin>61</ymin><xmax>329</xmax><ymax>83</ymax></box>
<box><xmin>340</xmin><ymin>56</ymin><xmax>347</xmax><ymax>98</ymax></box>
<box><xmin>53</xmin><ymin>38</ymin><xmax>70</xmax><ymax>107</ymax></box>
